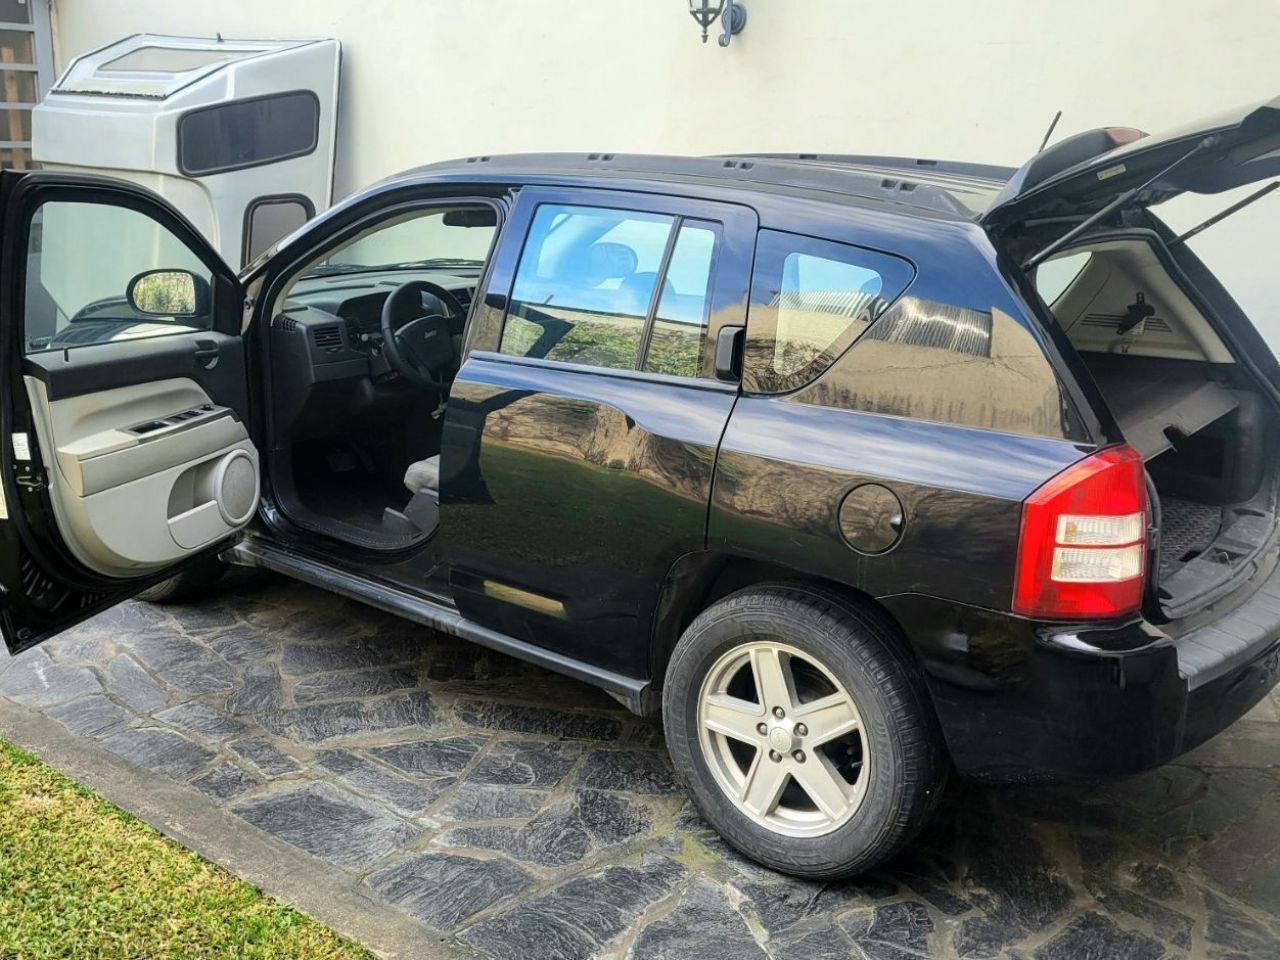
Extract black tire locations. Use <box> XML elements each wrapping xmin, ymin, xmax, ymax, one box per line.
<box><xmin>135</xmin><ymin>555</ymin><xmax>228</xmax><ymax>605</ymax></box>
<box><xmin>663</xmin><ymin>583</ymin><xmax>947</xmax><ymax>879</ymax></box>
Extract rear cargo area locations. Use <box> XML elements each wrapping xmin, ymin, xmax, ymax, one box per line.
<box><xmin>1036</xmin><ymin>238</ymin><xmax>1280</xmax><ymax>619</ymax></box>
<box><xmin>1088</xmin><ymin>353</ymin><xmax>1277</xmax><ymax>616</ymax></box>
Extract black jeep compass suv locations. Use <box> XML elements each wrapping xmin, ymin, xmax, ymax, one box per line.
<box><xmin>2</xmin><ymin>96</ymin><xmax>1278</xmax><ymax>878</ymax></box>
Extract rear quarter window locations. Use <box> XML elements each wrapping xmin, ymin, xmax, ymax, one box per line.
<box><xmin>1034</xmin><ymin>251</ymin><xmax>1092</xmax><ymax>305</ymax></box>
<box><xmin>744</xmin><ymin>231</ymin><xmax>914</xmax><ymax>393</ymax></box>
<box><xmin>802</xmin><ymin>294</ymin><xmax>1078</xmax><ymax>440</ymax></box>
<box><xmin>745</xmin><ymin>233</ymin><xmax>1077</xmax><ymax>439</ymax></box>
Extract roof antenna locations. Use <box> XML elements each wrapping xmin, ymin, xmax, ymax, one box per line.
<box><xmin>1037</xmin><ymin>110</ymin><xmax>1063</xmax><ymax>153</ymax></box>
<box><xmin>216</xmin><ymin>32</ymin><xmax>224</xmax><ymax>42</ymax></box>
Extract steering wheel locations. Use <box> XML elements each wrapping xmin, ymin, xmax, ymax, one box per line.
<box><xmin>379</xmin><ymin>280</ymin><xmax>469</xmax><ymax>390</ymax></box>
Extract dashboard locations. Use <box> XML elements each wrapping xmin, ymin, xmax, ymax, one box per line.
<box><xmin>268</xmin><ymin>268</ymin><xmax>477</xmax><ymax>442</ymax></box>
<box><xmin>275</xmin><ymin>268</ymin><xmax>476</xmax><ymax>383</ymax></box>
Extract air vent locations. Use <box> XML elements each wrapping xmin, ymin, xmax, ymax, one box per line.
<box><xmin>272</xmin><ymin>313</ymin><xmax>298</xmax><ymax>332</ymax></box>
<box><xmin>1082</xmin><ymin>313</ymin><xmax>1172</xmax><ymax>334</ymax></box>
<box><xmin>311</xmin><ymin>324</ymin><xmax>343</xmax><ymax>350</ymax></box>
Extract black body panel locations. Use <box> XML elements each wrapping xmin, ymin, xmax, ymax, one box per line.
<box><xmin>883</xmin><ymin>594</ymin><xmax>1185</xmax><ymax>781</ymax></box>
<box><xmin>442</xmin><ymin>353</ymin><xmax>738</xmax><ymax>680</ymax></box>
<box><xmin>439</xmin><ymin>186</ymin><xmax>755</xmax><ymax>682</ymax></box>
<box><xmin>883</xmin><ymin>575</ymin><xmax>1280</xmax><ymax>782</ymax></box>
<box><xmin>712</xmin><ymin>401</ymin><xmax>1085</xmax><ymax>611</ymax></box>
<box><xmin>984</xmin><ymin>95</ymin><xmax>1280</xmax><ymax>225</ymax></box>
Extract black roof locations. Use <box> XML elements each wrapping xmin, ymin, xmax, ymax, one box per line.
<box><xmin>392</xmin><ymin>152</ymin><xmax>1014</xmax><ymax>221</ymax></box>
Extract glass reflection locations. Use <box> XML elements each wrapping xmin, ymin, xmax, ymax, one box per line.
<box><xmin>802</xmin><ymin>297</ymin><xmax>1071</xmax><ymax>440</ymax></box>
<box><xmin>501</xmin><ymin>205</ymin><xmax>674</xmax><ymax>370</ymax></box>
<box><xmin>743</xmin><ymin>230</ymin><xmax>914</xmax><ymax>394</ymax></box>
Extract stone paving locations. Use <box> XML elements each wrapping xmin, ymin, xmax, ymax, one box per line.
<box><xmin>1</xmin><ymin>571</ymin><xmax>1279</xmax><ymax>960</ymax></box>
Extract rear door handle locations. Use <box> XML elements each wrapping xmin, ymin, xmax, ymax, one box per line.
<box><xmin>714</xmin><ymin>325</ymin><xmax>745</xmax><ymax>382</ymax></box>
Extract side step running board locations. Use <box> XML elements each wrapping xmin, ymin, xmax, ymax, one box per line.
<box><xmin>226</xmin><ymin>537</ymin><xmax>651</xmax><ymax>714</ymax></box>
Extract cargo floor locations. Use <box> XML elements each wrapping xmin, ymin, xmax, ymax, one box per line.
<box><xmin>1159</xmin><ymin>496</ymin><xmax>1222</xmax><ymax>579</ymax></box>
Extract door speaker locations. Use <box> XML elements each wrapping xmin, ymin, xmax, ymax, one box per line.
<box><xmin>207</xmin><ymin>449</ymin><xmax>258</xmax><ymax>526</ymax></box>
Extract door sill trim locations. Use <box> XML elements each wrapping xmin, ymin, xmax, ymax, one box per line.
<box><xmin>226</xmin><ymin>537</ymin><xmax>651</xmax><ymax>714</ymax></box>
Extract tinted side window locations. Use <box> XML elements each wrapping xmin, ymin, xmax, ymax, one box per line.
<box><xmin>744</xmin><ymin>231</ymin><xmax>914</xmax><ymax>393</ymax></box>
<box><xmin>500</xmin><ymin>204</ymin><xmax>727</xmax><ymax>377</ymax></box>
<box><xmin>178</xmin><ymin>92</ymin><xmax>319</xmax><ymax>176</ymax></box>
<box><xmin>24</xmin><ymin>201</ymin><xmax>214</xmax><ymax>353</ymax></box>
<box><xmin>500</xmin><ymin>204</ymin><xmax>675</xmax><ymax>370</ymax></box>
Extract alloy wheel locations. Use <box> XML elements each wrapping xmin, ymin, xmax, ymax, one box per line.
<box><xmin>696</xmin><ymin>640</ymin><xmax>870</xmax><ymax>837</ymax></box>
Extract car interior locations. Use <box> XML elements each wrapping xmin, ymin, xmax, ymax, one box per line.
<box><xmin>262</xmin><ymin>203</ymin><xmax>500</xmax><ymax>550</ymax></box>
<box><xmin>20</xmin><ymin>194</ymin><xmax>725</xmax><ymax>573</ymax></box>
<box><xmin>1037</xmin><ymin>232</ymin><xmax>1280</xmax><ymax>618</ymax></box>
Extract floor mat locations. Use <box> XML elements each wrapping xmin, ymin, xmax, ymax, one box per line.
<box><xmin>297</xmin><ymin>471</ymin><xmax>403</xmax><ymax>535</ymax></box>
<box><xmin>1160</xmin><ymin>496</ymin><xmax>1222</xmax><ymax>578</ymax></box>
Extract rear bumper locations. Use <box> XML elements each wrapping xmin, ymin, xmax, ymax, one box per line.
<box><xmin>883</xmin><ymin>560</ymin><xmax>1280</xmax><ymax>783</ymax></box>
<box><xmin>1177</xmin><ymin>556</ymin><xmax>1280</xmax><ymax>755</ymax></box>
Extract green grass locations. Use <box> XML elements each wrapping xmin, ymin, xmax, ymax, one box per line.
<box><xmin>0</xmin><ymin>740</ymin><xmax>374</xmax><ymax>960</ymax></box>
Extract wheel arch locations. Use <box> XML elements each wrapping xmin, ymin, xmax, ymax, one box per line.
<box><xmin>646</xmin><ymin>550</ymin><xmax>927</xmax><ymax>713</ymax></box>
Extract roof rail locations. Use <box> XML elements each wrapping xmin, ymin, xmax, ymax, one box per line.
<box><xmin>723</xmin><ymin>154</ymin><xmax>1017</xmax><ymax>183</ymax></box>
<box><xmin>391</xmin><ymin>151</ymin><xmax>999</xmax><ymax>219</ymax></box>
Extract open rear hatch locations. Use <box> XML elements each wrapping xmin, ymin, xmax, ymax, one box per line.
<box><xmin>987</xmin><ymin>96</ymin><xmax>1280</xmax><ymax>622</ymax></box>
<box><xmin>982</xmin><ymin>95</ymin><xmax>1280</xmax><ymax>234</ymax></box>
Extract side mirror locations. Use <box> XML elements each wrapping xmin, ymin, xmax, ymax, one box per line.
<box><xmin>126</xmin><ymin>269</ymin><xmax>209</xmax><ymax>317</ymax></box>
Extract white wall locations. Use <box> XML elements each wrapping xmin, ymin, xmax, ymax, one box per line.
<box><xmin>52</xmin><ymin>0</ymin><xmax>1280</xmax><ymax>200</ymax></box>
<box><xmin>50</xmin><ymin>1</ymin><xmax>1280</xmax><ymax>342</ymax></box>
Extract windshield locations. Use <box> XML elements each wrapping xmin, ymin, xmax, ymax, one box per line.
<box><xmin>301</xmin><ymin>209</ymin><xmax>496</xmax><ymax>278</ymax></box>
<box><xmin>1152</xmin><ymin>185</ymin><xmax>1280</xmax><ymax>351</ymax></box>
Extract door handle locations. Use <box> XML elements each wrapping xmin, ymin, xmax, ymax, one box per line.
<box><xmin>714</xmin><ymin>325</ymin><xmax>745</xmax><ymax>382</ymax></box>
<box><xmin>193</xmin><ymin>340</ymin><xmax>220</xmax><ymax>369</ymax></box>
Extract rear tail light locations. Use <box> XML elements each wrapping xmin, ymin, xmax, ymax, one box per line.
<box><xmin>1013</xmin><ymin>445</ymin><xmax>1148</xmax><ymax>619</ymax></box>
